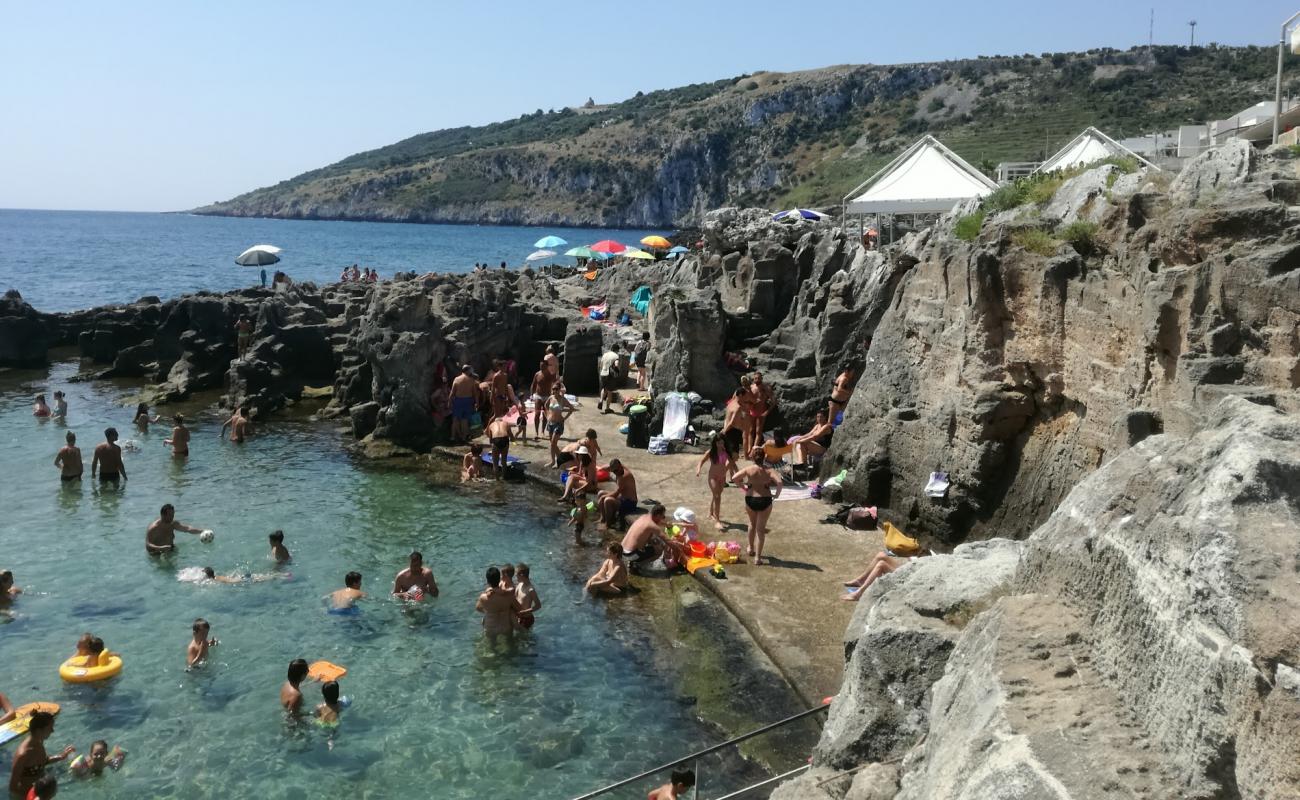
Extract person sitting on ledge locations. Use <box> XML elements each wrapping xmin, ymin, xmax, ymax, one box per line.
<box><xmin>842</xmin><ymin>551</ymin><xmax>926</xmax><ymax>601</ymax></box>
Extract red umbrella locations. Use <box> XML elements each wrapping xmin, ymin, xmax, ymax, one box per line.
<box><xmin>589</xmin><ymin>239</ymin><xmax>626</xmax><ymax>254</ymax></box>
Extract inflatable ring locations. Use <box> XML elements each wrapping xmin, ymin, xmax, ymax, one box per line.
<box><xmin>59</xmin><ymin>654</ymin><xmax>123</xmax><ymax>683</ymax></box>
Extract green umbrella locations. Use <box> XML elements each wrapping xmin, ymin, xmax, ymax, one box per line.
<box><xmin>565</xmin><ymin>246</ymin><xmax>595</xmax><ymax>259</ymax></box>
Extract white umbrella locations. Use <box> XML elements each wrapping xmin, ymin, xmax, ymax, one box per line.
<box><xmin>526</xmin><ymin>249</ymin><xmax>557</xmax><ymax>262</ymax></box>
<box><xmin>235</xmin><ymin>244</ymin><xmax>283</xmax><ymax>267</ymax></box>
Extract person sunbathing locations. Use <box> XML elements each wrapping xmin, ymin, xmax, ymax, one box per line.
<box><xmin>842</xmin><ymin>551</ymin><xmax>924</xmax><ymax>601</ymax></box>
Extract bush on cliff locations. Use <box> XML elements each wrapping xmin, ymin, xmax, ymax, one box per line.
<box><xmin>954</xmin><ymin>211</ymin><xmax>986</xmax><ymax>241</ymax></box>
<box><xmin>1011</xmin><ymin>228</ymin><xmax>1058</xmax><ymax>256</ymax></box>
<box><xmin>1059</xmin><ymin>220</ymin><xmax>1099</xmax><ymax>255</ymax></box>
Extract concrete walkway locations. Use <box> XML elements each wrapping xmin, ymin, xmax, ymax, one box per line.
<box><xmin>455</xmin><ymin>394</ymin><xmax>883</xmax><ymax>706</ymax></box>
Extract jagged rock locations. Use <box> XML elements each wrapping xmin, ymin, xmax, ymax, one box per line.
<box><xmin>647</xmin><ymin>288</ymin><xmax>733</xmax><ymax>401</ymax></box>
<box><xmin>815</xmin><ymin>540</ymin><xmax>1021</xmax><ymax>769</ymax></box>
<box><xmin>1041</xmin><ymin>163</ymin><xmax>1116</xmax><ymax>225</ymax></box>
<box><xmin>349</xmin><ymin>401</ymin><xmax>380</xmax><ymax>439</ymax></box>
<box><xmin>1015</xmin><ymin>397</ymin><xmax>1300</xmax><ymax>798</ymax></box>
<box><xmin>0</xmin><ymin>290</ymin><xmax>51</xmax><ymax>367</ymax></box>
<box><xmin>1169</xmin><ymin>138</ymin><xmax>1255</xmax><ymax>208</ymax></box>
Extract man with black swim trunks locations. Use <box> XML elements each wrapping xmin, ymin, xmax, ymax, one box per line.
<box><xmin>90</xmin><ymin>428</ymin><xmax>127</xmax><ymax>485</ymax></box>
<box><xmin>54</xmin><ymin>432</ymin><xmax>82</xmax><ymax>482</ymax></box>
<box><xmin>733</xmin><ymin>449</ymin><xmax>782</xmax><ymax>565</ymax></box>
<box><xmin>485</xmin><ymin>416</ymin><xmax>513</xmax><ymax>480</ymax></box>
<box><xmin>620</xmin><ymin>504</ymin><xmax>673</xmax><ymax>569</ymax></box>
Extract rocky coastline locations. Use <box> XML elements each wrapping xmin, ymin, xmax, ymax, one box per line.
<box><xmin>3</xmin><ymin>139</ymin><xmax>1299</xmax><ymax>797</ymax></box>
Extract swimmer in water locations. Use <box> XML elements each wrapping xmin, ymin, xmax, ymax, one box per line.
<box><xmin>499</xmin><ymin>564</ymin><xmax>515</xmax><ymax>594</ymax></box>
<box><xmin>514</xmin><ymin>563</ymin><xmax>540</xmax><ymax>630</ymax></box>
<box><xmin>163</xmin><ymin>414</ymin><xmax>190</xmax><ymax>457</ymax></box>
<box><xmin>475</xmin><ymin>566</ymin><xmax>519</xmax><ymax>648</ymax></box>
<box><xmin>314</xmin><ymin>681</ymin><xmax>343</xmax><ymax>725</ymax></box>
<box><xmin>330</xmin><ymin>572</ymin><xmax>364</xmax><ymax>610</ymax></box>
<box><xmin>269</xmin><ymin>530</ymin><xmax>291</xmax><ymax>563</ymax></box>
<box><xmin>54</xmin><ymin>432</ymin><xmax>82</xmax><ymax>483</ymax></box>
<box><xmin>68</xmin><ymin>740</ymin><xmax>125</xmax><ymax>777</ymax></box>
<box><xmin>1</xmin><ymin>570</ymin><xmax>23</xmax><ymax>604</ymax></box>
<box><xmin>219</xmin><ymin>406</ymin><xmax>252</xmax><ymax>443</ymax></box>
<box><xmin>145</xmin><ymin>504</ymin><xmax>207</xmax><ymax>555</ymax></box>
<box><xmin>0</xmin><ymin>693</ymin><xmax>13</xmax><ymax>726</ymax></box>
<box><xmin>133</xmin><ymin>403</ymin><xmax>160</xmax><ymax>431</ymax></box>
<box><xmin>392</xmin><ymin>551</ymin><xmax>438</xmax><ymax>598</ymax></box>
<box><xmin>186</xmin><ymin>618</ymin><xmax>217</xmax><ymax>670</ymax></box>
<box><xmin>585</xmin><ymin>544</ymin><xmax>629</xmax><ymax>596</ymax></box>
<box><xmin>280</xmin><ymin>659</ymin><xmax>309</xmax><ymax>713</ymax></box>
<box><xmin>91</xmin><ymin>428</ymin><xmax>127</xmax><ymax>485</ymax></box>
<box><xmin>51</xmin><ymin>391</ymin><xmax>67</xmax><ymax>420</ymax></box>
<box><xmin>648</xmin><ymin>769</ymin><xmax>696</xmax><ymax>799</ymax></box>
<box><xmin>32</xmin><ymin>394</ymin><xmax>50</xmax><ymax>418</ymax></box>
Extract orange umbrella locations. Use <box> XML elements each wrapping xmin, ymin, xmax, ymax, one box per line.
<box><xmin>640</xmin><ymin>235</ymin><xmax>671</xmax><ymax>249</ymax></box>
<box><xmin>589</xmin><ymin>240</ymin><xmax>626</xmax><ymax>254</ymax></box>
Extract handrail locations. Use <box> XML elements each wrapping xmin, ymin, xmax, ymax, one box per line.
<box><xmin>570</xmin><ymin>699</ymin><xmax>831</xmax><ymax>800</ymax></box>
<box><xmin>706</xmin><ymin>764</ymin><xmax>811</xmax><ymax>800</ymax></box>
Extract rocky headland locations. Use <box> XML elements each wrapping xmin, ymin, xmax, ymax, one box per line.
<box><xmin>4</xmin><ymin>139</ymin><xmax>1298</xmax><ymax>797</ymax></box>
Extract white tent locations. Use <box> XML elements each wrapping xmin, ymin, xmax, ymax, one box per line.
<box><xmin>1034</xmin><ymin>127</ymin><xmax>1158</xmax><ymax>174</ymax></box>
<box><xmin>844</xmin><ymin>135</ymin><xmax>998</xmax><ymax>216</ymax></box>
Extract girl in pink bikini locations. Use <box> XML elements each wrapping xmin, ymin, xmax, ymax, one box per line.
<box><xmin>696</xmin><ymin>435</ymin><xmax>737</xmax><ymax>531</ymax></box>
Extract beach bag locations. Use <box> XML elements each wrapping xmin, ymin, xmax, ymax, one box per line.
<box><xmin>882</xmin><ymin>521</ymin><xmax>923</xmax><ymax>557</ymax></box>
<box><xmin>846</xmin><ymin>506</ymin><xmax>878</xmax><ymax>531</ymax></box>
<box><xmin>647</xmin><ymin>435</ymin><xmax>670</xmax><ymax>455</ymax></box>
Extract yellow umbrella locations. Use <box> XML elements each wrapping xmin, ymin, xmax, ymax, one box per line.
<box><xmin>640</xmin><ymin>235</ymin><xmax>672</xmax><ymax>249</ymax></box>
<box><xmin>623</xmin><ymin>249</ymin><xmax>656</xmax><ymax>260</ymax></box>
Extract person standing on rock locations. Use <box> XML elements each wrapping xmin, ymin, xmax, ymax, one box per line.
<box><xmin>597</xmin><ymin>343</ymin><xmax>622</xmax><ymax>413</ymax></box>
<box><xmin>633</xmin><ymin>332</ymin><xmax>650</xmax><ymax>391</ymax></box>
<box><xmin>54</xmin><ymin>432</ymin><xmax>82</xmax><ymax>483</ymax></box>
<box><xmin>544</xmin><ymin>385</ymin><xmax>576</xmax><ymax>467</ymax></box>
<box><xmin>450</xmin><ymin>365</ymin><xmax>480</xmax><ymax>444</ymax></box>
<box><xmin>543</xmin><ymin>345</ymin><xmax>561</xmax><ymax>386</ymax></box>
<box><xmin>488</xmin><ymin>359</ymin><xmax>516</xmax><ymax>421</ymax></box>
<box><xmin>733</xmin><ymin>448</ymin><xmax>782</xmax><ymax>566</ymax></box>
<box><xmin>164</xmin><ymin>414</ymin><xmax>190</xmax><ymax>458</ymax></box>
<box><xmin>91</xmin><ymin>428</ymin><xmax>127</xmax><ymax>485</ymax></box>
<box><xmin>235</xmin><ymin>316</ymin><xmax>254</xmax><ymax>361</ymax></box>
<box><xmin>529</xmin><ymin>359</ymin><xmax>556</xmax><ymax>441</ymax></box>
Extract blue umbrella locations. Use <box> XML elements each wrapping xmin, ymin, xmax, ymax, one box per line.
<box><xmin>593</xmin><ymin>250</ymin><xmax>614</xmax><ymax>261</ymax></box>
<box><xmin>772</xmin><ymin>208</ymin><xmax>828</xmax><ymax>221</ymax></box>
<box><xmin>534</xmin><ymin>235</ymin><xmax>568</xmax><ymax>248</ymax></box>
<box><xmin>668</xmin><ymin>245</ymin><xmax>689</xmax><ymax>254</ymax></box>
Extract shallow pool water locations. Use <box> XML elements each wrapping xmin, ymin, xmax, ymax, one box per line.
<box><xmin>0</xmin><ymin>362</ymin><xmax>764</xmax><ymax>798</ymax></box>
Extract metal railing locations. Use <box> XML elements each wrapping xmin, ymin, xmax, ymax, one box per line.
<box><xmin>570</xmin><ymin>699</ymin><xmax>831</xmax><ymax>800</ymax></box>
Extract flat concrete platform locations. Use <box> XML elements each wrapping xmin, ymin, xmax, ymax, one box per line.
<box><xmin>441</xmin><ymin>395</ymin><xmax>882</xmax><ymax>706</ymax></box>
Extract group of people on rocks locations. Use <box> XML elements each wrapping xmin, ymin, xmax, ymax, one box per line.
<box><xmin>338</xmin><ymin>264</ymin><xmax>378</xmax><ymax>283</ymax></box>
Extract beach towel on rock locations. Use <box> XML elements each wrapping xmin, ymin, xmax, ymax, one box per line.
<box><xmin>924</xmin><ymin>471</ymin><xmax>949</xmax><ymax>498</ymax></box>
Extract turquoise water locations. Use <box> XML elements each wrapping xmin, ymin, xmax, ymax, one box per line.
<box><xmin>0</xmin><ymin>361</ymin><xmax>757</xmax><ymax>799</ymax></box>
<box><xmin>0</xmin><ymin>209</ymin><xmax>667</xmax><ymax>312</ymax></box>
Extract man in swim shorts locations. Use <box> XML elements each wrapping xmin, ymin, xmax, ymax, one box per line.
<box><xmin>54</xmin><ymin>432</ymin><xmax>82</xmax><ymax>482</ymax></box>
<box><xmin>543</xmin><ymin>344</ymin><xmax>560</xmax><ymax>384</ymax></box>
<box><xmin>620</xmin><ymin>504</ymin><xmax>672</xmax><ymax>569</ymax></box>
<box><xmin>529</xmin><ymin>359</ymin><xmax>556</xmax><ymax>440</ymax></box>
<box><xmin>145</xmin><ymin>503</ymin><xmax>208</xmax><ymax>555</ymax></box>
<box><xmin>733</xmin><ymin>449</ymin><xmax>783</xmax><ymax>565</ymax></box>
<box><xmin>392</xmin><ymin>552</ymin><xmax>438</xmax><ymax>598</ymax></box>
<box><xmin>235</xmin><ymin>315</ymin><xmax>252</xmax><ymax>360</ymax></box>
<box><xmin>90</xmin><ymin>428</ymin><xmax>127</xmax><ymax>484</ymax></box>
<box><xmin>450</xmin><ymin>365</ymin><xmax>479</xmax><ymax>444</ymax></box>
<box><xmin>488</xmin><ymin>358</ymin><xmax>515</xmax><ymax>421</ymax></box>
<box><xmin>484</xmin><ymin>415</ymin><xmax>513</xmax><ymax>479</ymax></box>
<box><xmin>475</xmin><ymin>566</ymin><xmax>519</xmax><ymax>648</ymax></box>
<box><xmin>330</xmin><ymin>572</ymin><xmax>364</xmax><ymax>610</ymax></box>
<box><xmin>597</xmin><ymin>342</ymin><xmax>622</xmax><ymax>413</ymax></box>
<box><xmin>596</xmin><ymin>459</ymin><xmax>638</xmax><ymax>530</ymax></box>
<box><xmin>513</xmin><ymin>563</ymin><xmax>540</xmax><ymax>629</ymax></box>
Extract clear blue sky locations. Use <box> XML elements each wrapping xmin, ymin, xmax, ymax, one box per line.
<box><xmin>2</xmin><ymin>0</ymin><xmax>1296</xmax><ymax>212</ymax></box>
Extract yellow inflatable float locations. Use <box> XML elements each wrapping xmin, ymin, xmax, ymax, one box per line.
<box><xmin>59</xmin><ymin>651</ymin><xmax>123</xmax><ymax>683</ymax></box>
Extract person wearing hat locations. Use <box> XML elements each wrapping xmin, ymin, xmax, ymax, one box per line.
<box><xmin>596</xmin><ymin>459</ymin><xmax>638</xmax><ymax>530</ymax></box>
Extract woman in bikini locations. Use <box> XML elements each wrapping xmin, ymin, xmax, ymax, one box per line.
<box><xmin>164</xmin><ymin>414</ymin><xmax>190</xmax><ymax>458</ymax></box>
<box><xmin>544</xmin><ymin>386</ymin><xmax>575</xmax><ymax>467</ymax></box>
<box><xmin>827</xmin><ymin>366</ymin><xmax>857</xmax><ymax>426</ymax></box>
<box><xmin>32</xmin><ymin>394</ymin><xmax>50</xmax><ymax>418</ymax></box>
<box><xmin>132</xmin><ymin>403</ymin><xmax>160</xmax><ymax>432</ymax></box>
<box><xmin>8</xmin><ymin>711</ymin><xmax>74</xmax><ymax>799</ymax></box>
<box><xmin>733</xmin><ymin>448</ymin><xmax>782</xmax><ymax>565</ymax></box>
<box><xmin>695</xmin><ymin>435</ymin><xmax>737</xmax><ymax>531</ymax></box>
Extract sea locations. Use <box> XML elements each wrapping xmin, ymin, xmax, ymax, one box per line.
<box><xmin>0</xmin><ymin>210</ymin><xmax>784</xmax><ymax>799</ymax></box>
<box><xmin>0</xmin><ymin>209</ymin><xmax>666</xmax><ymax>312</ymax></box>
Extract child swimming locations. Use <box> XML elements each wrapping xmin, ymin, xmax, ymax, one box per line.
<box><xmin>186</xmin><ymin>618</ymin><xmax>217</xmax><ymax>670</ymax></box>
<box><xmin>314</xmin><ymin>681</ymin><xmax>343</xmax><ymax>726</ymax></box>
<box><xmin>68</xmin><ymin>740</ymin><xmax>126</xmax><ymax>777</ymax></box>
<box><xmin>269</xmin><ymin>530</ymin><xmax>291</xmax><ymax>563</ymax></box>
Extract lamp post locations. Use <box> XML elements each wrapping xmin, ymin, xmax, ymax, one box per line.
<box><xmin>1274</xmin><ymin>10</ymin><xmax>1300</xmax><ymax>144</ymax></box>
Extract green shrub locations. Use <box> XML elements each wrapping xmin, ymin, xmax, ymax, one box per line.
<box><xmin>954</xmin><ymin>211</ymin><xmax>985</xmax><ymax>241</ymax></box>
<box><xmin>982</xmin><ymin>182</ymin><xmax>1030</xmax><ymax>212</ymax></box>
<box><xmin>1058</xmin><ymin>220</ymin><xmax>1099</xmax><ymax>255</ymax></box>
<box><xmin>1024</xmin><ymin>175</ymin><xmax>1066</xmax><ymax>205</ymax></box>
<box><xmin>1011</xmin><ymin>228</ymin><xmax>1058</xmax><ymax>256</ymax></box>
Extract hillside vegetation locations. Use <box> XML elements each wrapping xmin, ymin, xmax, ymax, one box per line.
<box><xmin>195</xmin><ymin>45</ymin><xmax>1290</xmax><ymax>227</ymax></box>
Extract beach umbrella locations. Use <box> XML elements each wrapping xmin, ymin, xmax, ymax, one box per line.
<box><xmin>772</xmin><ymin>208</ymin><xmax>828</xmax><ymax>222</ymax></box>
<box><xmin>623</xmin><ymin>249</ymin><xmax>656</xmax><ymax>260</ymax></box>
<box><xmin>534</xmin><ymin>235</ymin><xmax>568</xmax><ymax>249</ymax></box>
<box><xmin>640</xmin><ymin>235</ymin><xmax>672</xmax><ymax>249</ymax></box>
<box><xmin>589</xmin><ymin>239</ymin><xmax>626</xmax><ymax>254</ymax></box>
<box><xmin>668</xmin><ymin>245</ymin><xmax>689</xmax><ymax>254</ymax></box>
<box><xmin>235</xmin><ymin>244</ymin><xmax>282</xmax><ymax>266</ymax></box>
<box><xmin>592</xmin><ymin>250</ymin><xmax>615</xmax><ymax>261</ymax></box>
<box><xmin>564</xmin><ymin>246</ymin><xmax>595</xmax><ymax>259</ymax></box>
<box><xmin>525</xmin><ymin>249</ymin><xmax>557</xmax><ymax>262</ymax></box>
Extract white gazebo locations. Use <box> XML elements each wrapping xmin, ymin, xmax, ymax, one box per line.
<box><xmin>843</xmin><ymin>135</ymin><xmax>998</xmax><ymax>243</ymax></box>
<box><xmin>1034</xmin><ymin>127</ymin><xmax>1159</xmax><ymax>174</ymax></box>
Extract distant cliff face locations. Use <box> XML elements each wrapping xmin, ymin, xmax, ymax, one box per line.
<box><xmin>194</xmin><ymin>46</ymin><xmax>1281</xmax><ymax>227</ymax></box>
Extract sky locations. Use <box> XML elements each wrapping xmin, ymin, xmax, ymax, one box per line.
<box><xmin>2</xmin><ymin>0</ymin><xmax>1297</xmax><ymax>212</ymax></box>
